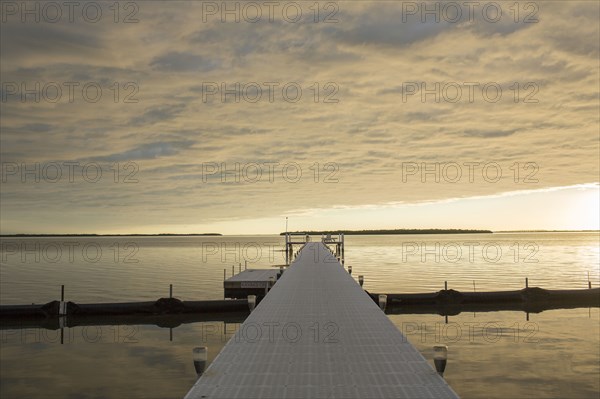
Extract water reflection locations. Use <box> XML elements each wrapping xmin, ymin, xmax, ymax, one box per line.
<box><xmin>0</xmin><ymin>321</ymin><xmax>237</xmax><ymax>398</ymax></box>
<box><xmin>400</xmin><ymin>308</ymin><xmax>600</xmax><ymax>399</ymax></box>
<box><xmin>1</xmin><ymin>307</ymin><xmax>598</xmax><ymax>398</ymax></box>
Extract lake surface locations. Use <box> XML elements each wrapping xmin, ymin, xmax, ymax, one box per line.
<box><xmin>1</xmin><ymin>232</ymin><xmax>599</xmax><ymax>398</ymax></box>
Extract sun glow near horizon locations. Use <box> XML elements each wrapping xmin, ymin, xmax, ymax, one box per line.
<box><xmin>569</xmin><ymin>186</ymin><xmax>600</xmax><ymax>230</ymax></box>
<box><xmin>87</xmin><ymin>183</ymin><xmax>600</xmax><ymax>236</ymax></box>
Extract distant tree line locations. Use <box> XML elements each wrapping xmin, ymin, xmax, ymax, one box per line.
<box><xmin>0</xmin><ymin>233</ymin><xmax>223</xmax><ymax>237</ymax></box>
<box><xmin>280</xmin><ymin>229</ymin><xmax>492</xmax><ymax>235</ymax></box>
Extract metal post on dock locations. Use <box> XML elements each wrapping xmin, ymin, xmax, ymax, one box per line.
<box><xmin>285</xmin><ymin>234</ymin><xmax>289</xmax><ymax>265</ymax></box>
<box><xmin>169</xmin><ymin>284</ymin><xmax>173</xmax><ymax>298</ymax></box>
<box><xmin>245</xmin><ymin>260</ymin><xmax>247</xmax><ymax>270</ymax></box>
<box><xmin>525</xmin><ymin>277</ymin><xmax>529</xmax><ymax>288</ymax></box>
<box><xmin>59</xmin><ymin>285</ymin><xmax>67</xmax><ymax>316</ymax></box>
<box><xmin>588</xmin><ymin>272</ymin><xmax>592</xmax><ymax>289</ymax></box>
<box><xmin>224</xmin><ymin>268</ymin><xmax>226</xmax><ymax>281</ymax></box>
<box><xmin>232</xmin><ymin>265</ymin><xmax>235</xmax><ymax>277</ymax></box>
<box><xmin>59</xmin><ymin>284</ymin><xmax>66</xmax><ymax>344</ymax></box>
<box><xmin>444</xmin><ymin>281</ymin><xmax>448</xmax><ymax>291</ymax></box>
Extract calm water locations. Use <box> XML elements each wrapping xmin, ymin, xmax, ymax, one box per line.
<box><xmin>1</xmin><ymin>232</ymin><xmax>599</xmax><ymax>398</ymax></box>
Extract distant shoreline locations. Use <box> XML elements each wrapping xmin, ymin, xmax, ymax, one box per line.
<box><xmin>1</xmin><ymin>230</ymin><xmax>596</xmax><ymax>238</ymax></box>
<box><xmin>495</xmin><ymin>230</ymin><xmax>599</xmax><ymax>233</ymax></box>
<box><xmin>280</xmin><ymin>229</ymin><xmax>493</xmax><ymax>235</ymax></box>
<box><xmin>0</xmin><ymin>233</ymin><xmax>223</xmax><ymax>237</ymax></box>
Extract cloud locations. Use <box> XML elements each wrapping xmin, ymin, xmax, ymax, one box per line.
<box><xmin>462</xmin><ymin>129</ymin><xmax>518</xmax><ymax>138</ymax></box>
<box><xmin>129</xmin><ymin>104</ymin><xmax>186</xmax><ymax>126</ymax></box>
<box><xmin>90</xmin><ymin>141</ymin><xmax>195</xmax><ymax>162</ymax></box>
<box><xmin>149</xmin><ymin>51</ymin><xmax>220</xmax><ymax>72</ymax></box>
<box><xmin>332</xmin><ymin>7</ymin><xmax>454</xmax><ymax>47</ymax></box>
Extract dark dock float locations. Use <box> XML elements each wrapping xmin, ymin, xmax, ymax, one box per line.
<box><xmin>2</xmin><ymin>288</ymin><xmax>597</xmax><ymax>330</ymax></box>
<box><xmin>0</xmin><ymin>298</ymin><xmax>251</xmax><ymax>330</ymax></box>
<box><xmin>0</xmin><ymin>311</ymin><xmax>249</xmax><ymax>331</ymax></box>
<box><xmin>0</xmin><ymin>297</ymin><xmax>249</xmax><ymax>317</ymax></box>
<box><xmin>369</xmin><ymin>287</ymin><xmax>600</xmax><ymax>315</ymax></box>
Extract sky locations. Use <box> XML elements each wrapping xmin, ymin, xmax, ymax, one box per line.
<box><xmin>0</xmin><ymin>1</ymin><xmax>599</xmax><ymax>234</ymax></box>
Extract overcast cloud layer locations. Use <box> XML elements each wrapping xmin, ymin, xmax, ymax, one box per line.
<box><xmin>1</xmin><ymin>1</ymin><xmax>598</xmax><ymax>233</ymax></box>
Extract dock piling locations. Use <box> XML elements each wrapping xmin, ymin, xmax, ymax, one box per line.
<box><xmin>193</xmin><ymin>347</ymin><xmax>208</xmax><ymax>377</ymax></box>
<box><xmin>247</xmin><ymin>295</ymin><xmax>256</xmax><ymax>312</ymax></box>
<box><xmin>433</xmin><ymin>345</ymin><xmax>448</xmax><ymax>377</ymax></box>
<box><xmin>526</xmin><ymin>277</ymin><xmax>529</xmax><ymax>288</ymax></box>
<box><xmin>378</xmin><ymin>294</ymin><xmax>387</xmax><ymax>311</ymax></box>
<box><xmin>444</xmin><ymin>281</ymin><xmax>448</xmax><ymax>291</ymax></box>
<box><xmin>58</xmin><ymin>285</ymin><xmax>67</xmax><ymax>316</ymax></box>
<box><xmin>169</xmin><ymin>284</ymin><xmax>173</xmax><ymax>298</ymax></box>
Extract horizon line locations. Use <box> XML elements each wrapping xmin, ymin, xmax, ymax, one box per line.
<box><xmin>1</xmin><ymin>229</ymin><xmax>599</xmax><ymax>237</ymax></box>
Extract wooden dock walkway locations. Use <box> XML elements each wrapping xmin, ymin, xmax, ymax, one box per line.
<box><xmin>185</xmin><ymin>242</ymin><xmax>459</xmax><ymax>398</ymax></box>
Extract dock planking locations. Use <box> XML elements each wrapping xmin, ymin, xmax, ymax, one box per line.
<box><xmin>185</xmin><ymin>242</ymin><xmax>459</xmax><ymax>398</ymax></box>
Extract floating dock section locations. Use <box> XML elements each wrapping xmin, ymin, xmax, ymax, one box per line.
<box><xmin>224</xmin><ymin>269</ymin><xmax>279</xmax><ymax>299</ymax></box>
<box><xmin>185</xmin><ymin>242</ymin><xmax>459</xmax><ymax>398</ymax></box>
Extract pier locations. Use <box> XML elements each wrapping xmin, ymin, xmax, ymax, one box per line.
<box><xmin>184</xmin><ymin>241</ymin><xmax>459</xmax><ymax>398</ymax></box>
<box><xmin>284</xmin><ymin>232</ymin><xmax>345</xmax><ymax>265</ymax></box>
